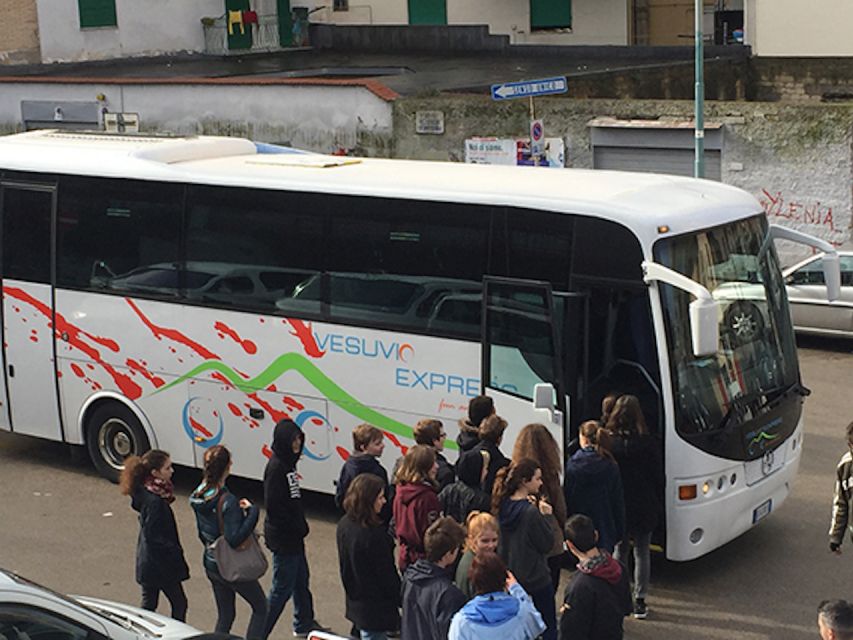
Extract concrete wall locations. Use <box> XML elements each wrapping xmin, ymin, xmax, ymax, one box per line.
<box><xmin>746</xmin><ymin>0</ymin><xmax>853</xmax><ymax>57</ymax></box>
<box><xmin>0</xmin><ymin>81</ymin><xmax>394</xmax><ymax>156</ymax></box>
<box><xmin>309</xmin><ymin>0</ymin><xmax>629</xmax><ymax>45</ymax></box>
<box><xmin>0</xmin><ymin>0</ymin><xmax>41</xmax><ymax>64</ymax></box>
<box><xmin>393</xmin><ymin>96</ymin><xmax>853</xmax><ymax>264</ymax></box>
<box><xmin>36</xmin><ymin>0</ymin><xmax>224</xmax><ymax>62</ymax></box>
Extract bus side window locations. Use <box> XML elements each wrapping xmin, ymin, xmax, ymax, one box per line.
<box><xmin>56</xmin><ymin>177</ymin><xmax>182</xmax><ymax>296</ymax></box>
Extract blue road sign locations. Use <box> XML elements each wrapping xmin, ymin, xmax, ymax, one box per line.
<box><xmin>491</xmin><ymin>76</ymin><xmax>568</xmax><ymax>101</ymax></box>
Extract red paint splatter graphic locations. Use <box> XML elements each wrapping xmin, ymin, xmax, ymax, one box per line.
<box><xmin>126</xmin><ymin>359</ymin><xmax>165</xmax><ymax>388</ymax></box>
<box><xmin>4</xmin><ymin>287</ymin><xmax>142</xmax><ymax>399</ymax></box>
<box><xmin>189</xmin><ymin>416</ymin><xmax>214</xmax><ymax>438</ymax></box>
<box><xmin>284</xmin><ymin>319</ymin><xmax>325</xmax><ymax>358</ymax></box>
<box><xmin>283</xmin><ymin>396</ymin><xmax>304</xmax><ymax>411</ymax></box>
<box><xmin>383</xmin><ymin>430</ymin><xmax>408</xmax><ymax>456</ymax></box>
<box><xmin>211</xmin><ymin>372</ymin><xmax>234</xmax><ymax>388</ymax></box>
<box><xmin>336</xmin><ymin>446</ymin><xmax>350</xmax><ymax>461</ymax></box>
<box><xmin>70</xmin><ymin>363</ymin><xmax>85</xmax><ymax>378</ymax></box>
<box><xmin>228</xmin><ymin>403</ymin><xmax>242</xmax><ymax>417</ymax></box>
<box><xmin>262</xmin><ymin>444</ymin><xmax>273</xmax><ymax>459</ymax></box>
<box><xmin>267</xmin><ymin>384</ymin><xmax>277</xmax><ymax>392</ymax></box>
<box><xmin>127</xmin><ymin>298</ymin><xmax>219</xmax><ymax>360</ymax></box>
<box><xmin>247</xmin><ymin>392</ymin><xmax>290</xmax><ymax>424</ymax></box>
<box><xmin>214</xmin><ymin>321</ymin><xmax>257</xmax><ymax>355</ymax></box>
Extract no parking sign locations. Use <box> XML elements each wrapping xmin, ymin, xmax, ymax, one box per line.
<box><xmin>530</xmin><ymin>118</ymin><xmax>544</xmax><ymax>156</ymax></box>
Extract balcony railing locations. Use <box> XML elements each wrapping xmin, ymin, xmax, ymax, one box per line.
<box><xmin>203</xmin><ymin>14</ymin><xmax>283</xmax><ymax>56</ymax></box>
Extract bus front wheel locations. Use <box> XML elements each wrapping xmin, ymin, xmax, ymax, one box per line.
<box><xmin>86</xmin><ymin>403</ymin><xmax>150</xmax><ymax>483</ymax></box>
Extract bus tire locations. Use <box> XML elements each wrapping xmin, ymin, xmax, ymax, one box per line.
<box><xmin>85</xmin><ymin>403</ymin><xmax>150</xmax><ymax>483</ymax></box>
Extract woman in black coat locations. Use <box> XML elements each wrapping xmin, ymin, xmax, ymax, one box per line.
<box><xmin>119</xmin><ymin>449</ymin><xmax>190</xmax><ymax>621</ymax></box>
<box><xmin>337</xmin><ymin>473</ymin><xmax>402</xmax><ymax>639</ymax></box>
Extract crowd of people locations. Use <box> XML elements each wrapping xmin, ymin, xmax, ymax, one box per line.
<box><xmin>117</xmin><ymin>391</ymin><xmax>670</xmax><ymax>640</ymax></box>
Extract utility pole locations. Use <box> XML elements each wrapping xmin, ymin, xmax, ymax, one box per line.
<box><xmin>694</xmin><ymin>0</ymin><xmax>705</xmax><ymax>178</ymax></box>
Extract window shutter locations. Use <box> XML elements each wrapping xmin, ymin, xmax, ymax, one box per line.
<box><xmin>78</xmin><ymin>0</ymin><xmax>117</xmax><ymax>28</ymax></box>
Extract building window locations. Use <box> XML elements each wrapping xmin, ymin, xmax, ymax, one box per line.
<box><xmin>333</xmin><ymin>0</ymin><xmax>349</xmax><ymax>10</ymax></box>
<box><xmin>78</xmin><ymin>0</ymin><xmax>117</xmax><ymax>28</ymax></box>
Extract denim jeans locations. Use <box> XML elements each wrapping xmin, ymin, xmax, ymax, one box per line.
<box><xmin>264</xmin><ymin>550</ymin><xmax>316</xmax><ymax>637</ymax></box>
<box><xmin>359</xmin><ymin>631</ymin><xmax>388</xmax><ymax>640</ymax></box>
<box><xmin>140</xmin><ymin>581</ymin><xmax>188</xmax><ymax>622</ymax></box>
<box><xmin>206</xmin><ymin>568</ymin><xmax>267</xmax><ymax>640</ymax></box>
<box><xmin>614</xmin><ymin>531</ymin><xmax>652</xmax><ymax>600</ymax></box>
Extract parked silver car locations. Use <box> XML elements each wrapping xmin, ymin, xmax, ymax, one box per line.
<box><xmin>783</xmin><ymin>251</ymin><xmax>853</xmax><ymax>337</ymax></box>
<box><xmin>0</xmin><ymin>569</ymin><xmax>201</xmax><ymax>640</ymax></box>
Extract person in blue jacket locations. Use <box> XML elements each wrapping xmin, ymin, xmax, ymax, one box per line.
<box><xmin>190</xmin><ymin>445</ymin><xmax>267</xmax><ymax>640</ymax></box>
<box><xmin>448</xmin><ymin>551</ymin><xmax>545</xmax><ymax>640</ymax></box>
<box><xmin>564</xmin><ymin>420</ymin><xmax>625</xmax><ymax>554</ymax></box>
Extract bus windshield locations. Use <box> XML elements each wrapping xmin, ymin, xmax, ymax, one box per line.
<box><xmin>654</xmin><ymin>215</ymin><xmax>800</xmax><ymax>456</ymax></box>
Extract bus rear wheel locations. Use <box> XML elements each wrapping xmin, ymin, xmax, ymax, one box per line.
<box><xmin>86</xmin><ymin>403</ymin><xmax>149</xmax><ymax>483</ymax></box>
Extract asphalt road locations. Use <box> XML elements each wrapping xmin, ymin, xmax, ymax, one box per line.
<box><xmin>0</xmin><ymin>335</ymin><xmax>851</xmax><ymax>640</ymax></box>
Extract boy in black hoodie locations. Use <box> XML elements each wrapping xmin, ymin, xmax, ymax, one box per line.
<box><xmin>560</xmin><ymin>514</ymin><xmax>632</xmax><ymax>640</ymax></box>
<box><xmin>263</xmin><ymin>419</ymin><xmax>328</xmax><ymax>639</ymax></box>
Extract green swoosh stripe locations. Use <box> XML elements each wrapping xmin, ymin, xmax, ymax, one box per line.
<box><xmin>750</xmin><ymin>431</ymin><xmax>779</xmax><ymax>445</ymax></box>
<box><xmin>154</xmin><ymin>353</ymin><xmax>459</xmax><ymax>451</ymax></box>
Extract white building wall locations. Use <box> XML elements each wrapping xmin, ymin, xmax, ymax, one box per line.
<box><xmin>36</xmin><ymin>0</ymin><xmax>224</xmax><ymax>63</ymax></box>
<box><xmin>745</xmin><ymin>0</ymin><xmax>853</xmax><ymax>57</ymax></box>
<box><xmin>0</xmin><ymin>82</ymin><xmax>393</xmax><ymax>154</ymax></box>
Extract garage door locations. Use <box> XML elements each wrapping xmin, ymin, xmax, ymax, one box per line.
<box><xmin>590</xmin><ymin>120</ymin><xmax>723</xmax><ymax>180</ymax></box>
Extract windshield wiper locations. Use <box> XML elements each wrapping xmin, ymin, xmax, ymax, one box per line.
<box><xmin>717</xmin><ymin>381</ymin><xmax>809</xmax><ymax>435</ymax></box>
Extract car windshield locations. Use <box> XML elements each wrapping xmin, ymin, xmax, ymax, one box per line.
<box><xmin>654</xmin><ymin>215</ymin><xmax>799</xmax><ymax>442</ymax></box>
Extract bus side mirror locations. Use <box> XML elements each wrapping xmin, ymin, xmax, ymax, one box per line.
<box><xmin>533</xmin><ymin>383</ymin><xmax>555</xmax><ymax>411</ymax></box>
<box><xmin>690</xmin><ymin>297</ymin><xmax>720</xmax><ymax>357</ymax></box>
<box><xmin>822</xmin><ymin>252</ymin><xmax>841</xmax><ymax>301</ymax></box>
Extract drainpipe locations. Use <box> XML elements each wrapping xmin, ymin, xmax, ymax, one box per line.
<box><xmin>694</xmin><ymin>0</ymin><xmax>705</xmax><ymax>178</ymax></box>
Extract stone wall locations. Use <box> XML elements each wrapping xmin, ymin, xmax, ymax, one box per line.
<box><xmin>393</xmin><ymin>95</ymin><xmax>853</xmax><ymax>265</ymax></box>
<box><xmin>0</xmin><ymin>0</ymin><xmax>40</xmax><ymax>64</ymax></box>
<box><xmin>750</xmin><ymin>58</ymin><xmax>853</xmax><ymax>103</ymax></box>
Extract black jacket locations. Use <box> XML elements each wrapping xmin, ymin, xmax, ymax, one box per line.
<box><xmin>438</xmin><ymin>450</ymin><xmax>491</xmax><ymax>523</ymax></box>
<box><xmin>456</xmin><ymin>418</ymin><xmax>481</xmax><ymax>452</ymax></box>
<box><xmin>190</xmin><ymin>486</ymin><xmax>259</xmax><ymax>575</ymax></box>
<box><xmin>131</xmin><ymin>486</ymin><xmax>189</xmax><ymax>587</ymax></box>
<box><xmin>559</xmin><ymin>555</ymin><xmax>632</xmax><ymax>640</ymax></box>
<box><xmin>609</xmin><ymin>432</ymin><xmax>664</xmax><ymax>535</ymax></box>
<box><xmin>470</xmin><ymin>440</ymin><xmax>510</xmax><ymax>496</ymax></box>
<box><xmin>336</xmin><ymin>453</ymin><xmax>389</xmax><ymax>507</ymax></box>
<box><xmin>401</xmin><ymin>559</ymin><xmax>466</xmax><ymax>640</ymax></box>
<box><xmin>564</xmin><ymin>449</ymin><xmax>625</xmax><ymax>553</ymax></box>
<box><xmin>336</xmin><ymin>515</ymin><xmax>401</xmax><ymax>631</ymax></box>
<box><xmin>264</xmin><ymin>419</ymin><xmax>309</xmax><ymax>553</ymax></box>
<box><xmin>497</xmin><ymin>498</ymin><xmax>554</xmax><ymax>594</ymax></box>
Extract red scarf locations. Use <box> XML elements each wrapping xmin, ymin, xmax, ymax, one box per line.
<box><xmin>144</xmin><ymin>476</ymin><xmax>175</xmax><ymax>503</ymax></box>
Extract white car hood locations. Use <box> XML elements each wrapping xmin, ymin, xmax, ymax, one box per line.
<box><xmin>74</xmin><ymin>596</ymin><xmax>201</xmax><ymax>640</ymax></box>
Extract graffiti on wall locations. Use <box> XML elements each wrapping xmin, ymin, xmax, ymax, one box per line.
<box><xmin>759</xmin><ymin>188</ymin><xmax>849</xmax><ymax>248</ymax></box>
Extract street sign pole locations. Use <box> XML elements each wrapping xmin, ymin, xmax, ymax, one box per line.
<box><xmin>694</xmin><ymin>0</ymin><xmax>705</xmax><ymax>178</ymax></box>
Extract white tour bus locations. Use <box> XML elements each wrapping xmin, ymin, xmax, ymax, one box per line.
<box><xmin>0</xmin><ymin>130</ymin><xmax>840</xmax><ymax>561</ymax></box>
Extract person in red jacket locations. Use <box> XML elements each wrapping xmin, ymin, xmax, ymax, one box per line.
<box><xmin>393</xmin><ymin>444</ymin><xmax>441</xmax><ymax>570</ymax></box>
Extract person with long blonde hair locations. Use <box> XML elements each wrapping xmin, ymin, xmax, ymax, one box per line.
<box><xmin>512</xmin><ymin>423</ymin><xmax>567</xmax><ymax>592</ymax></box>
<box><xmin>454</xmin><ymin>511</ymin><xmax>499</xmax><ymax>598</ymax></box>
<box><xmin>393</xmin><ymin>444</ymin><xmax>441</xmax><ymax>570</ymax></box>
<box><xmin>120</xmin><ymin>449</ymin><xmax>189</xmax><ymax>621</ymax></box>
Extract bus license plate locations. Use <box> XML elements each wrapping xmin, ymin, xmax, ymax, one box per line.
<box><xmin>753</xmin><ymin>499</ymin><xmax>772</xmax><ymax>524</ymax></box>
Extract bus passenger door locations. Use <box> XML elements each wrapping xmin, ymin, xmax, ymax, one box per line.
<box><xmin>0</xmin><ymin>182</ymin><xmax>62</xmax><ymax>440</ymax></box>
<box><xmin>481</xmin><ymin>277</ymin><xmax>566</xmax><ymax>455</ymax></box>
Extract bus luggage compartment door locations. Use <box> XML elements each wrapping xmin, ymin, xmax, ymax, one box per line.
<box><xmin>0</xmin><ymin>183</ymin><xmax>62</xmax><ymax>440</ymax></box>
<box><xmin>481</xmin><ymin>277</ymin><xmax>565</xmax><ymax>454</ymax></box>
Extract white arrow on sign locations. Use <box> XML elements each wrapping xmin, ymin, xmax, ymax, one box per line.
<box><xmin>491</xmin><ymin>77</ymin><xmax>568</xmax><ymax>100</ymax></box>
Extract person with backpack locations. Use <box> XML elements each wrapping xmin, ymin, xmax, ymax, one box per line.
<box><xmin>119</xmin><ymin>449</ymin><xmax>189</xmax><ymax>621</ymax></box>
<box><xmin>439</xmin><ymin>449</ymin><xmax>491</xmax><ymax>525</ymax></box>
<box><xmin>457</xmin><ymin>395</ymin><xmax>495</xmax><ymax>452</ymax></box>
<box><xmin>470</xmin><ymin>415</ymin><xmax>510</xmax><ymax>495</ymax></box>
<box><xmin>190</xmin><ymin>445</ymin><xmax>267</xmax><ymax>640</ymax></box>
